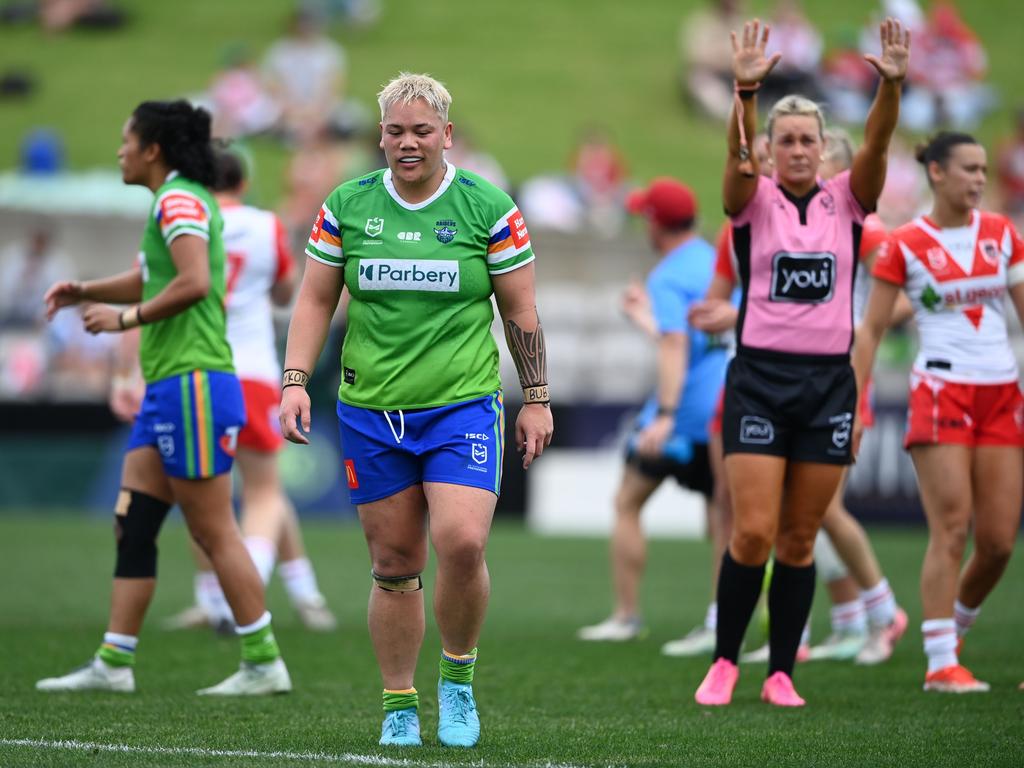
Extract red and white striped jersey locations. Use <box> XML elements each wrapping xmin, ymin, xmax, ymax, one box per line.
<box><xmin>221</xmin><ymin>201</ymin><xmax>294</xmax><ymax>384</ymax></box>
<box><xmin>873</xmin><ymin>210</ymin><xmax>1024</xmax><ymax>384</ymax></box>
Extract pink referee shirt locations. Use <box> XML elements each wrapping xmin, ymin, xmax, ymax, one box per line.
<box><xmin>731</xmin><ymin>170</ymin><xmax>868</xmax><ymax>359</ymax></box>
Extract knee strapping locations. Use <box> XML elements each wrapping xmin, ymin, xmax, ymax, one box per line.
<box><xmin>813</xmin><ymin>530</ymin><xmax>849</xmax><ymax>583</ymax></box>
<box><xmin>113</xmin><ymin>488</ymin><xmax>171</xmax><ymax>578</ymax></box>
<box><xmin>372</xmin><ymin>570</ymin><xmax>423</xmax><ymax>592</ymax></box>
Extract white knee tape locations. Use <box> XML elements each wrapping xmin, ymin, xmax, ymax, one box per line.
<box><xmin>814</xmin><ymin>530</ymin><xmax>848</xmax><ymax>583</ymax></box>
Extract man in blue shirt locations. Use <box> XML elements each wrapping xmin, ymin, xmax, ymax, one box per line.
<box><xmin>578</xmin><ymin>178</ymin><xmax>728</xmax><ymax>647</ymax></box>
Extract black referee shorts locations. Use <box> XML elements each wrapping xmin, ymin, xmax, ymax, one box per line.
<box><xmin>721</xmin><ymin>354</ymin><xmax>856</xmax><ymax>465</ymax></box>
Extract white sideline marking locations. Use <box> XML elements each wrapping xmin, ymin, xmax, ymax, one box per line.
<box><xmin>0</xmin><ymin>738</ymin><xmax>606</xmax><ymax>768</ymax></box>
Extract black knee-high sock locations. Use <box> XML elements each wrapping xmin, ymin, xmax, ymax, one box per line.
<box><xmin>714</xmin><ymin>551</ymin><xmax>766</xmax><ymax>663</ymax></box>
<box><xmin>768</xmin><ymin>560</ymin><xmax>816</xmax><ymax>677</ymax></box>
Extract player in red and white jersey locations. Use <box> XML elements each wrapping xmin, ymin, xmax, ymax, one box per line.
<box><xmin>164</xmin><ymin>150</ymin><xmax>338</xmax><ymax>633</ymax></box>
<box><xmin>855</xmin><ymin>131</ymin><xmax>1024</xmax><ymax>693</ymax></box>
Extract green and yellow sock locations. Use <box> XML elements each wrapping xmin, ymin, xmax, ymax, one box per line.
<box><xmin>440</xmin><ymin>647</ymin><xmax>477</xmax><ymax>684</ymax></box>
<box><xmin>238</xmin><ymin>611</ymin><xmax>280</xmax><ymax>665</ymax></box>
<box><xmin>383</xmin><ymin>688</ymin><xmax>419</xmax><ymax>712</ymax></box>
<box><xmin>97</xmin><ymin>632</ymin><xmax>137</xmax><ymax>668</ymax></box>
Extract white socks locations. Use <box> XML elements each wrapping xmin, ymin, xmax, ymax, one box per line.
<box><xmin>195</xmin><ymin>571</ymin><xmax>233</xmax><ymax>624</ymax></box>
<box><xmin>922</xmin><ymin>618</ymin><xmax>958</xmax><ymax>673</ymax></box>
<box><xmin>953</xmin><ymin>600</ymin><xmax>980</xmax><ymax>638</ymax></box>
<box><xmin>244</xmin><ymin>536</ymin><xmax>277</xmax><ymax>585</ymax></box>
<box><xmin>703</xmin><ymin>602</ymin><xmax>718</xmax><ymax>631</ymax></box>
<box><xmin>861</xmin><ymin>578</ymin><xmax>897</xmax><ymax>629</ymax></box>
<box><xmin>278</xmin><ymin>557</ymin><xmax>323</xmax><ymax>604</ymax></box>
<box><xmin>830</xmin><ymin>599</ymin><xmax>868</xmax><ymax>635</ymax></box>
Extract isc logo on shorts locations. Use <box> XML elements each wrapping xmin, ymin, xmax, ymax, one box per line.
<box><xmin>771</xmin><ymin>252</ymin><xmax>835</xmax><ymax>303</ymax></box>
<box><xmin>358</xmin><ymin>259</ymin><xmax>460</xmax><ymax>292</ymax></box>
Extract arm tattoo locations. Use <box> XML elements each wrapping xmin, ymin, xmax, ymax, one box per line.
<box><xmin>504</xmin><ymin>314</ymin><xmax>548</xmax><ymax>388</ymax></box>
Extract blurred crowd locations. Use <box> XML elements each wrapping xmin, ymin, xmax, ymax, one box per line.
<box><xmin>3</xmin><ymin>0</ymin><xmax>1024</xmax><ymax>402</ymax></box>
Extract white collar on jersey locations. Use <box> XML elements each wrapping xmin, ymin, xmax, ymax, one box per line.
<box><xmin>165</xmin><ymin>170</ymin><xmax>180</xmax><ymax>182</ymax></box>
<box><xmin>382</xmin><ymin>161</ymin><xmax>456</xmax><ymax>211</ymax></box>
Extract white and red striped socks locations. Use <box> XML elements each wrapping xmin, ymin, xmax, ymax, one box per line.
<box><xmin>954</xmin><ymin>600</ymin><xmax>980</xmax><ymax>638</ymax></box>
<box><xmin>922</xmin><ymin>618</ymin><xmax>958</xmax><ymax>673</ymax></box>
<box><xmin>830</xmin><ymin>599</ymin><xmax>868</xmax><ymax>635</ymax></box>
<box><xmin>861</xmin><ymin>578</ymin><xmax>897</xmax><ymax>629</ymax></box>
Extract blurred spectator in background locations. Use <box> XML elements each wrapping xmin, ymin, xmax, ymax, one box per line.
<box><xmin>875</xmin><ymin>135</ymin><xmax>928</xmax><ymax>228</ymax></box>
<box><xmin>46</xmin><ymin>307</ymin><xmax>114</xmax><ymax>398</ymax></box>
<box><xmin>263</xmin><ymin>5</ymin><xmax>347</xmax><ymax>143</ymax></box>
<box><xmin>0</xmin><ymin>229</ymin><xmax>69</xmax><ymax>328</ymax></box>
<box><xmin>761</xmin><ymin>0</ymin><xmax>823</xmax><ymax>105</ymax></box>
<box><xmin>572</xmin><ymin>126</ymin><xmax>629</xmax><ymax>237</ymax></box>
<box><xmin>19</xmin><ymin>128</ymin><xmax>65</xmax><ymax>174</ymax></box>
<box><xmin>680</xmin><ymin>0</ymin><xmax>744</xmax><ymax>120</ymax></box>
<box><xmin>34</xmin><ymin>0</ymin><xmax>124</xmax><ymax>31</ymax></box>
<box><xmin>208</xmin><ymin>44</ymin><xmax>281</xmax><ymax>139</ymax></box>
<box><xmin>0</xmin><ymin>227</ymin><xmax>111</xmax><ymax>399</ymax></box>
<box><xmin>445</xmin><ymin>129</ymin><xmax>509</xmax><ymax>192</ymax></box>
<box><xmin>997</xmin><ymin>109</ymin><xmax>1024</xmax><ymax>219</ymax></box>
<box><xmin>882</xmin><ymin>1</ymin><xmax>995</xmax><ymax>131</ymax></box>
<box><xmin>821</xmin><ymin>27</ymin><xmax>877</xmax><ymax>125</ymax></box>
<box><xmin>312</xmin><ymin>0</ymin><xmax>380</xmax><ymax>28</ymax></box>
<box><xmin>279</xmin><ymin>125</ymin><xmax>379</xmax><ymax>243</ymax></box>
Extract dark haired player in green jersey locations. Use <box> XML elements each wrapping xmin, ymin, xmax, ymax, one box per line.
<box><xmin>37</xmin><ymin>100</ymin><xmax>289</xmax><ymax>696</ymax></box>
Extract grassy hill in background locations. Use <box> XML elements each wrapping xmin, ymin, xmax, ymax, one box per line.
<box><xmin>1</xmin><ymin>0</ymin><xmax>1019</xmax><ymax>231</ymax></box>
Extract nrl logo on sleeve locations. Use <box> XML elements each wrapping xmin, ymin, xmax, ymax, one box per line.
<box><xmin>434</xmin><ymin>219</ymin><xmax>457</xmax><ymax>244</ymax></box>
<box><xmin>365</xmin><ymin>217</ymin><xmax>384</xmax><ymax>237</ymax></box>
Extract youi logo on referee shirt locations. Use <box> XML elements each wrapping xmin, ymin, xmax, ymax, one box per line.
<box><xmin>770</xmin><ymin>251</ymin><xmax>835</xmax><ymax>303</ymax></box>
<box><xmin>358</xmin><ymin>259</ymin><xmax>460</xmax><ymax>292</ymax></box>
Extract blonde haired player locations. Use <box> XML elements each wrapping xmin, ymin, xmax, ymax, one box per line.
<box><xmin>282</xmin><ymin>72</ymin><xmax>553</xmax><ymax>747</ymax></box>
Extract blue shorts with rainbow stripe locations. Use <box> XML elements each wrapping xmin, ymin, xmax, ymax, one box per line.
<box><xmin>127</xmin><ymin>370</ymin><xmax>246</xmax><ymax>479</ymax></box>
<box><xmin>337</xmin><ymin>391</ymin><xmax>505</xmax><ymax>505</ymax></box>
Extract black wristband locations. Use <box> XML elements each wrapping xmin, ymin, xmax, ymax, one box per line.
<box><xmin>656</xmin><ymin>405</ymin><xmax>676</xmax><ymax>417</ymax></box>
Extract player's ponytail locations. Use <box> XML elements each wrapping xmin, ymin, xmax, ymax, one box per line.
<box><xmin>131</xmin><ymin>100</ymin><xmax>216</xmax><ymax>187</ymax></box>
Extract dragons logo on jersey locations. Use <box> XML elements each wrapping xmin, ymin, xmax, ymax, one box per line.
<box><xmin>434</xmin><ymin>219</ymin><xmax>458</xmax><ymax>244</ymax></box>
<box><xmin>980</xmin><ymin>238</ymin><xmax>1000</xmax><ymax>267</ymax></box>
<box><xmin>365</xmin><ymin>217</ymin><xmax>384</xmax><ymax>237</ymax></box>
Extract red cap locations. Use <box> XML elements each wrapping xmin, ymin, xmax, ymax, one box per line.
<box><xmin>626</xmin><ymin>177</ymin><xmax>697</xmax><ymax>227</ymax></box>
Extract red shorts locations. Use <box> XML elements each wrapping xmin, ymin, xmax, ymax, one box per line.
<box><xmin>904</xmin><ymin>371</ymin><xmax>1024</xmax><ymax>449</ymax></box>
<box><xmin>708</xmin><ymin>386</ymin><xmax>725</xmax><ymax>437</ymax></box>
<box><xmin>238</xmin><ymin>379</ymin><xmax>284</xmax><ymax>453</ymax></box>
<box><xmin>859</xmin><ymin>378</ymin><xmax>876</xmax><ymax>429</ymax></box>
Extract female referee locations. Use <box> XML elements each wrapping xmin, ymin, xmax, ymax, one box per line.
<box><xmin>855</xmin><ymin>132</ymin><xmax>1024</xmax><ymax>693</ymax></box>
<box><xmin>37</xmin><ymin>100</ymin><xmax>290</xmax><ymax>696</ymax></box>
<box><xmin>693</xmin><ymin>18</ymin><xmax>909</xmax><ymax>707</ymax></box>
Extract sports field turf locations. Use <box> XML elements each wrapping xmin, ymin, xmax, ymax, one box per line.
<box><xmin>1</xmin><ymin>514</ymin><xmax>1021</xmax><ymax>767</ymax></box>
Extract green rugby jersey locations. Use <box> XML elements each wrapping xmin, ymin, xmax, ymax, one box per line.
<box><xmin>137</xmin><ymin>173</ymin><xmax>234</xmax><ymax>382</ymax></box>
<box><xmin>306</xmin><ymin>164</ymin><xmax>534</xmax><ymax>410</ymax></box>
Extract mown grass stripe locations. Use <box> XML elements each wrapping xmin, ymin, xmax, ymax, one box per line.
<box><xmin>0</xmin><ymin>738</ymin><xmax>602</xmax><ymax>768</ymax></box>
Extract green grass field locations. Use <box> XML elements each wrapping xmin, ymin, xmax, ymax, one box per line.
<box><xmin>1</xmin><ymin>515</ymin><xmax>1022</xmax><ymax>767</ymax></box>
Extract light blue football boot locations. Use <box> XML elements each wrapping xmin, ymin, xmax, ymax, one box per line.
<box><xmin>379</xmin><ymin>707</ymin><xmax>421</xmax><ymax>746</ymax></box>
<box><xmin>437</xmin><ymin>678</ymin><xmax>480</xmax><ymax>747</ymax></box>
